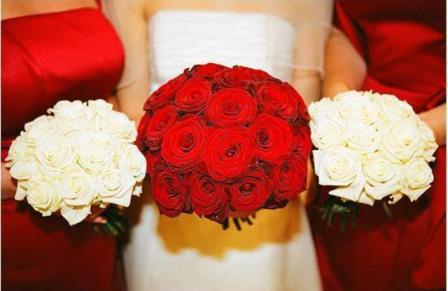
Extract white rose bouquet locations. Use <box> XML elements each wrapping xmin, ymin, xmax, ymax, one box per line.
<box><xmin>5</xmin><ymin>100</ymin><xmax>146</xmax><ymax>226</ymax></box>
<box><xmin>310</xmin><ymin>91</ymin><xmax>438</xmax><ymax>214</ymax></box>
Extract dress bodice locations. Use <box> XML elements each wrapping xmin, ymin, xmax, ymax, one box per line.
<box><xmin>336</xmin><ymin>0</ymin><xmax>445</xmax><ymax>112</ymax></box>
<box><xmin>1</xmin><ymin>8</ymin><xmax>124</xmax><ymax>291</ymax></box>
<box><xmin>1</xmin><ymin>8</ymin><xmax>124</xmax><ymax>140</ymax></box>
<box><xmin>149</xmin><ymin>10</ymin><xmax>296</xmax><ymax>90</ymax></box>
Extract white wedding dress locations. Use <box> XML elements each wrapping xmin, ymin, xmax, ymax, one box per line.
<box><xmin>123</xmin><ymin>10</ymin><xmax>325</xmax><ymax>291</ymax></box>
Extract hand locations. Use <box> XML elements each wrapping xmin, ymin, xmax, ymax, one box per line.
<box><xmin>85</xmin><ymin>205</ymin><xmax>108</xmax><ymax>224</ymax></box>
<box><xmin>2</xmin><ymin>162</ymin><xmax>17</xmax><ymax>200</ymax></box>
<box><xmin>292</xmin><ymin>70</ymin><xmax>322</xmax><ymax>104</ymax></box>
<box><xmin>419</xmin><ymin>104</ymin><xmax>446</xmax><ymax>146</ymax></box>
<box><xmin>322</xmin><ymin>79</ymin><xmax>351</xmax><ymax>99</ymax></box>
<box><xmin>300</xmin><ymin>159</ymin><xmax>318</xmax><ymax>207</ymax></box>
<box><xmin>105</xmin><ymin>94</ymin><xmax>120</xmax><ymax>110</ymax></box>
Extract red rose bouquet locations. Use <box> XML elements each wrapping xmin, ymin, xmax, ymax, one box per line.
<box><xmin>137</xmin><ymin>63</ymin><xmax>311</xmax><ymax>225</ymax></box>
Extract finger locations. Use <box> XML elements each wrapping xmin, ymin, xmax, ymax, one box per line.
<box><xmin>91</xmin><ymin>216</ymin><xmax>108</xmax><ymax>224</ymax></box>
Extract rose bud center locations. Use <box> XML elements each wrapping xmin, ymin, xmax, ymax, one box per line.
<box><xmin>226</xmin><ymin>145</ymin><xmax>240</xmax><ymax>157</ymax></box>
<box><xmin>202</xmin><ymin>181</ymin><xmax>215</xmax><ymax>193</ymax></box>
<box><xmin>240</xmin><ymin>183</ymin><xmax>254</xmax><ymax>195</ymax></box>
<box><xmin>280</xmin><ymin>164</ymin><xmax>291</xmax><ymax>179</ymax></box>
<box><xmin>257</xmin><ymin>130</ymin><xmax>269</xmax><ymax>145</ymax></box>
<box><xmin>180</xmin><ymin>133</ymin><xmax>195</xmax><ymax>152</ymax></box>
<box><xmin>223</xmin><ymin>101</ymin><xmax>241</xmax><ymax>115</ymax></box>
<box><xmin>166</xmin><ymin>181</ymin><xmax>178</xmax><ymax>196</ymax></box>
<box><xmin>189</xmin><ymin>90</ymin><xmax>203</xmax><ymax>101</ymax></box>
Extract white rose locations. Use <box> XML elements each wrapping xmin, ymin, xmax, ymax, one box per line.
<box><xmin>313</xmin><ymin>149</ymin><xmax>366</xmax><ymax>201</ymax></box>
<box><xmin>311</xmin><ymin>117</ymin><xmax>346</xmax><ymax>149</ymax></box>
<box><xmin>60</xmin><ymin>205</ymin><xmax>92</xmax><ymax>226</ymax></box>
<box><xmin>88</xmin><ymin>99</ymin><xmax>113</xmax><ymax>115</ymax></box>
<box><xmin>120</xmin><ymin>144</ymin><xmax>146</xmax><ymax>182</ymax></box>
<box><xmin>100</xmin><ymin>111</ymin><xmax>137</xmax><ymax>143</ymax></box>
<box><xmin>34</xmin><ymin>133</ymin><xmax>77</xmax><ymax>176</ymax></box>
<box><xmin>24</xmin><ymin>177</ymin><xmax>61</xmax><ymax>216</ymax></box>
<box><xmin>419</xmin><ymin>121</ymin><xmax>438</xmax><ymax>162</ymax></box>
<box><xmin>68</xmin><ymin>131</ymin><xmax>119</xmax><ymax>175</ymax></box>
<box><xmin>25</xmin><ymin>116</ymin><xmax>59</xmax><ymax>146</ymax></box>
<box><xmin>49</xmin><ymin>100</ymin><xmax>95</xmax><ymax>133</ymax></box>
<box><xmin>374</xmin><ymin>93</ymin><xmax>415</xmax><ymax>122</ymax></box>
<box><xmin>9</xmin><ymin>156</ymin><xmax>40</xmax><ymax>180</ymax></box>
<box><xmin>345</xmin><ymin>125</ymin><xmax>381</xmax><ymax>154</ymax></box>
<box><xmin>357</xmin><ymin>191</ymin><xmax>375</xmax><ymax>206</ymax></box>
<box><xmin>5</xmin><ymin>133</ymin><xmax>31</xmax><ymax>166</ymax></box>
<box><xmin>89</xmin><ymin>99</ymin><xmax>114</xmax><ymax>130</ymax></box>
<box><xmin>308</xmin><ymin>98</ymin><xmax>336</xmax><ymax>123</ymax></box>
<box><xmin>335</xmin><ymin>91</ymin><xmax>381</xmax><ymax>127</ymax></box>
<box><xmin>97</xmin><ymin>168</ymin><xmax>134</xmax><ymax>207</ymax></box>
<box><xmin>56</xmin><ymin>167</ymin><xmax>97</xmax><ymax>207</ymax></box>
<box><xmin>400</xmin><ymin>158</ymin><xmax>434</xmax><ymax>201</ymax></box>
<box><xmin>363</xmin><ymin>153</ymin><xmax>401</xmax><ymax>200</ymax></box>
<box><xmin>15</xmin><ymin>181</ymin><xmax>28</xmax><ymax>200</ymax></box>
<box><xmin>380</xmin><ymin>119</ymin><xmax>423</xmax><ymax>163</ymax></box>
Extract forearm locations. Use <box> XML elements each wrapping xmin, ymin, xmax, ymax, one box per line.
<box><xmin>419</xmin><ymin>103</ymin><xmax>446</xmax><ymax>146</ymax></box>
<box><xmin>292</xmin><ymin>70</ymin><xmax>321</xmax><ymax>105</ymax></box>
<box><xmin>116</xmin><ymin>87</ymin><xmax>148</xmax><ymax>123</ymax></box>
<box><xmin>106</xmin><ymin>0</ymin><xmax>150</xmax><ymax>124</ymax></box>
<box><xmin>323</xmin><ymin>27</ymin><xmax>367</xmax><ymax>97</ymax></box>
<box><xmin>2</xmin><ymin>162</ymin><xmax>16</xmax><ymax>200</ymax></box>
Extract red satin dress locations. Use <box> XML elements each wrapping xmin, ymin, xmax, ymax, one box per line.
<box><xmin>2</xmin><ymin>8</ymin><xmax>124</xmax><ymax>291</ymax></box>
<box><xmin>309</xmin><ymin>1</ymin><xmax>446</xmax><ymax>291</ymax></box>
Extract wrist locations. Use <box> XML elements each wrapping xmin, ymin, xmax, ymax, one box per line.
<box><xmin>322</xmin><ymin>79</ymin><xmax>350</xmax><ymax>98</ymax></box>
<box><xmin>419</xmin><ymin>112</ymin><xmax>446</xmax><ymax>146</ymax></box>
<box><xmin>2</xmin><ymin>163</ymin><xmax>17</xmax><ymax>200</ymax></box>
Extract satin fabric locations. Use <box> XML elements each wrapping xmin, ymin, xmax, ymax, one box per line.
<box><xmin>309</xmin><ymin>1</ymin><xmax>446</xmax><ymax>291</ymax></box>
<box><xmin>2</xmin><ymin>8</ymin><xmax>124</xmax><ymax>291</ymax></box>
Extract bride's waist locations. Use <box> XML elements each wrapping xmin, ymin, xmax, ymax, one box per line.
<box><xmin>144</xmin><ymin>198</ymin><xmax>305</xmax><ymax>256</ymax></box>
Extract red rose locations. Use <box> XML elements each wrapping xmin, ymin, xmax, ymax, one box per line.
<box><xmin>271</xmin><ymin>153</ymin><xmax>307</xmax><ymax>200</ymax></box>
<box><xmin>215</xmin><ymin>67</ymin><xmax>255</xmax><ymax>88</ymax></box>
<box><xmin>140</xmin><ymin>64</ymin><xmax>312</xmax><ymax>223</ymax></box>
<box><xmin>152</xmin><ymin>168</ymin><xmax>188</xmax><ymax>217</ymax></box>
<box><xmin>146</xmin><ymin>152</ymin><xmax>162</xmax><ymax>176</ymax></box>
<box><xmin>136</xmin><ymin>113</ymin><xmax>152</xmax><ymax>152</ymax></box>
<box><xmin>201</xmin><ymin>127</ymin><xmax>255</xmax><ymax>181</ymax></box>
<box><xmin>191</xmin><ymin>63</ymin><xmax>227</xmax><ymax>79</ymax></box>
<box><xmin>175</xmin><ymin>78</ymin><xmax>212</xmax><ymax>112</ymax></box>
<box><xmin>229</xmin><ymin>169</ymin><xmax>272</xmax><ymax>211</ymax></box>
<box><xmin>161</xmin><ymin>116</ymin><xmax>207</xmax><ymax>172</ymax></box>
<box><xmin>283</xmin><ymin>83</ymin><xmax>310</xmax><ymax>122</ymax></box>
<box><xmin>250</xmin><ymin>114</ymin><xmax>293</xmax><ymax>162</ymax></box>
<box><xmin>144</xmin><ymin>73</ymin><xmax>188</xmax><ymax>111</ymax></box>
<box><xmin>293</xmin><ymin>125</ymin><xmax>312</xmax><ymax>157</ymax></box>
<box><xmin>234</xmin><ymin>66</ymin><xmax>271</xmax><ymax>80</ymax></box>
<box><xmin>190</xmin><ymin>171</ymin><xmax>228</xmax><ymax>216</ymax></box>
<box><xmin>205</xmin><ymin>88</ymin><xmax>257</xmax><ymax>127</ymax></box>
<box><xmin>256</xmin><ymin>81</ymin><xmax>301</xmax><ymax>121</ymax></box>
<box><xmin>145</xmin><ymin>105</ymin><xmax>177</xmax><ymax>151</ymax></box>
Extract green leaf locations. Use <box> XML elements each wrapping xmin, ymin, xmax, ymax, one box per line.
<box><xmin>94</xmin><ymin>205</ymin><xmax>129</xmax><ymax>236</ymax></box>
<box><xmin>315</xmin><ymin>196</ymin><xmax>360</xmax><ymax>231</ymax></box>
<box><xmin>382</xmin><ymin>200</ymin><xmax>394</xmax><ymax>219</ymax></box>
